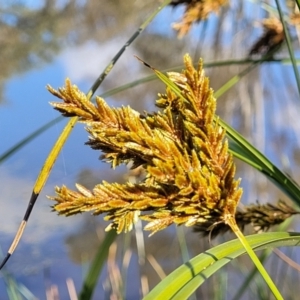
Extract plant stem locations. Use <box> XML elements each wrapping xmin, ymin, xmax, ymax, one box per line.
<box><xmin>275</xmin><ymin>0</ymin><xmax>300</xmax><ymax>98</ymax></box>
<box><xmin>227</xmin><ymin>217</ymin><xmax>283</xmax><ymax>300</ymax></box>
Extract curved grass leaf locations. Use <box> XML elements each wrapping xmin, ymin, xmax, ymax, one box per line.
<box><xmin>222</xmin><ymin>121</ymin><xmax>300</xmax><ymax>207</ymax></box>
<box><xmin>274</xmin><ymin>0</ymin><xmax>300</xmax><ymax>98</ymax></box>
<box><xmin>144</xmin><ymin>232</ymin><xmax>300</xmax><ymax>299</ymax></box>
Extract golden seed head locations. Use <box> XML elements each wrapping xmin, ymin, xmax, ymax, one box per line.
<box><xmin>48</xmin><ymin>54</ymin><xmax>242</xmax><ymax>235</ymax></box>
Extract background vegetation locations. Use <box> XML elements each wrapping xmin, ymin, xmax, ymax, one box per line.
<box><xmin>1</xmin><ymin>0</ymin><xmax>300</xmax><ymax>299</ymax></box>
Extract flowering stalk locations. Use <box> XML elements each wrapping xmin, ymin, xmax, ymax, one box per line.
<box><xmin>48</xmin><ymin>54</ymin><xmax>282</xmax><ymax>297</ymax></box>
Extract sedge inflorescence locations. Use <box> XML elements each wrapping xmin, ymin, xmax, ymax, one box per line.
<box><xmin>48</xmin><ymin>54</ymin><xmax>242</xmax><ymax>235</ymax></box>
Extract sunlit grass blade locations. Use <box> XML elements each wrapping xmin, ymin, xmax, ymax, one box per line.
<box><xmin>228</xmin><ymin>141</ymin><xmax>264</xmax><ymax>170</ymax></box>
<box><xmin>144</xmin><ymin>232</ymin><xmax>300</xmax><ymax>299</ymax></box>
<box><xmin>232</xmin><ymin>249</ymin><xmax>272</xmax><ymax>300</ymax></box>
<box><xmin>228</xmin><ymin>220</ymin><xmax>282</xmax><ymax>299</ymax></box>
<box><xmin>79</xmin><ymin>230</ymin><xmax>117</xmax><ymax>300</ymax></box>
<box><xmin>232</xmin><ymin>212</ymin><xmax>294</xmax><ymax>300</ymax></box>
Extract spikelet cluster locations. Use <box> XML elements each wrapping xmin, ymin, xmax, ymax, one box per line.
<box><xmin>194</xmin><ymin>200</ymin><xmax>299</xmax><ymax>238</ymax></box>
<box><xmin>48</xmin><ymin>54</ymin><xmax>242</xmax><ymax>235</ymax></box>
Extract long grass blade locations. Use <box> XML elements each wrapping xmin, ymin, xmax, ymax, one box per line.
<box><xmin>144</xmin><ymin>232</ymin><xmax>300</xmax><ymax>299</ymax></box>
<box><xmin>274</xmin><ymin>0</ymin><xmax>300</xmax><ymax>98</ymax></box>
<box><xmin>228</xmin><ymin>219</ymin><xmax>283</xmax><ymax>299</ymax></box>
<box><xmin>232</xmin><ymin>209</ymin><xmax>294</xmax><ymax>300</ymax></box>
<box><xmin>219</xmin><ymin>118</ymin><xmax>300</xmax><ymax>206</ymax></box>
<box><xmin>232</xmin><ymin>249</ymin><xmax>272</xmax><ymax>300</ymax></box>
<box><xmin>0</xmin><ymin>0</ymin><xmax>171</xmax><ymax>270</ymax></box>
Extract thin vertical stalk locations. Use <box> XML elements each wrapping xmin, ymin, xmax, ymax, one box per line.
<box><xmin>228</xmin><ymin>217</ymin><xmax>283</xmax><ymax>300</ymax></box>
<box><xmin>275</xmin><ymin>0</ymin><xmax>300</xmax><ymax>98</ymax></box>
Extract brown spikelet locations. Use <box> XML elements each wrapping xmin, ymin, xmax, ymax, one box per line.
<box><xmin>48</xmin><ymin>54</ymin><xmax>242</xmax><ymax>236</ymax></box>
<box><xmin>171</xmin><ymin>0</ymin><xmax>228</xmax><ymax>38</ymax></box>
<box><xmin>249</xmin><ymin>17</ymin><xmax>284</xmax><ymax>56</ymax></box>
<box><xmin>194</xmin><ymin>200</ymin><xmax>299</xmax><ymax>238</ymax></box>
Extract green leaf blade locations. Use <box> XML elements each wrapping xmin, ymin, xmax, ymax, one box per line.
<box><xmin>144</xmin><ymin>232</ymin><xmax>300</xmax><ymax>299</ymax></box>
